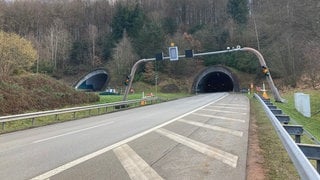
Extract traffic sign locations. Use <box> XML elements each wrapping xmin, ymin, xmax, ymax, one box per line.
<box><xmin>169</xmin><ymin>46</ymin><xmax>179</xmax><ymax>61</ymax></box>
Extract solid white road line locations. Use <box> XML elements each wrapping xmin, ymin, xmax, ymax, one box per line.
<box><xmin>33</xmin><ymin>121</ymin><xmax>115</xmax><ymax>144</ymax></box>
<box><xmin>178</xmin><ymin>119</ymin><xmax>243</xmax><ymax>137</ymax></box>
<box><xmin>30</xmin><ymin>94</ymin><xmax>229</xmax><ymax>180</ymax></box>
<box><xmin>192</xmin><ymin>113</ymin><xmax>245</xmax><ymax>123</ymax></box>
<box><xmin>215</xmin><ymin>103</ymin><xmax>247</xmax><ymax>107</ymax></box>
<box><xmin>113</xmin><ymin>144</ymin><xmax>163</xmax><ymax>180</ymax></box>
<box><xmin>200</xmin><ymin>108</ymin><xmax>247</xmax><ymax>115</ymax></box>
<box><xmin>155</xmin><ymin>128</ymin><xmax>238</xmax><ymax>168</ymax></box>
<box><xmin>208</xmin><ymin>105</ymin><xmax>247</xmax><ymax>110</ymax></box>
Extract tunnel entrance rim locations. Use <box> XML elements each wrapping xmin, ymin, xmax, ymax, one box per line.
<box><xmin>75</xmin><ymin>69</ymin><xmax>109</xmax><ymax>91</ymax></box>
<box><xmin>192</xmin><ymin>66</ymin><xmax>240</xmax><ymax>93</ymax></box>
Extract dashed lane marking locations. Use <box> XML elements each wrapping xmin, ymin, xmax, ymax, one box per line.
<box><xmin>178</xmin><ymin>119</ymin><xmax>243</xmax><ymax>137</ymax></box>
<box><xmin>113</xmin><ymin>144</ymin><xmax>163</xmax><ymax>180</ymax></box>
<box><xmin>200</xmin><ymin>108</ymin><xmax>247</xmax><ymax>115</ymax></box>
<box><xmin>155</xmin><ymin>128</ymin><xmax>238</xmax><ymax>168</ymax></box>
<box><xmin>192</xmin><ymin>113</ymin><xmax>245</xmax><ymax>123</ymax></box>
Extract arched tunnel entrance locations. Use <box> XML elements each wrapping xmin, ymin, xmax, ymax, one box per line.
<box><xmin>193</xmin><ymin>66</ymin><xmax>240</xmax><ymax>93</ymax></box>
<box><xmin>75</xmin><ymin>69</ymin><xmax>109</xmax><ymax>91</ymax></box>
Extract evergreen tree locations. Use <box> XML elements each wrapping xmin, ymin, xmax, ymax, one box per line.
<box><xmin>111</xmin><ymin>4</ymin><xmax>145</xmax><ymax>41</ymax></box>
<box><xmin>69</xmin><ymin>40</ymin><xmax>89</xmax><ymax>65</ymax></box>
<box><xmin>162</xmin><ymin>17</ymin><xmax>178</xmax><ymax>36</ymax></box>
<box><xmin>227</xmin><ymin>0</ymin><xmax>249</xmax><ymax>24</ymax></box>
<box><xmin>133</xmin><ymin>21</ymin><xmax>164</xmax><ymax>58</ymax></box>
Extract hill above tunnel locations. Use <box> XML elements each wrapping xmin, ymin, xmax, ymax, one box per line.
<box><xmin>0</xmin><ymin>74</ymin><xmax>99</xmax><ymax>115</ymax></box>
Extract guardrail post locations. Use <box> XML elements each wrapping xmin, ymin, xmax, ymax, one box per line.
<box><xmin>275</xmin><ymin>115</ymin><xmax>290</xmax><ymax>124</ymax></box>
<box><xmin>73</xmin><ymin>112</ymin><xmax>76</xmax><ymax>119</ymax></box>
<box><xmin>297</xmin><ymin>144</ymin><xmax>320</xmax><ymax>174</ymax></box>
<box><xmin>271</xmin><ymin>109</ymin><xmax>282</xmax><ymax>115</ymax></box>
<box><xmin>268</xmin><ymin>105</ymin><xmax>277</xmax><ymax>109</ymax></box>
<box><xmin>283</xmin><ymin>125</ymin><xmax>304</xmax><ymax>143</ymax></box>
<box><xmin>265</xmin><ymin>102</ymin><xmax>273</xmax><ymax>106</ymax></box>
<box><xmin>2</xmin><ymin>122</ymin><xmax>5</xmax><ymax>130</ymax></box>
<box><xmin>31</xmin><ymin>118</ymin><xmax>35</xmax><ymax>126</ymax></box>
<box><xmin>55</xmin><ymin>114</ymin><xmax>59</xmax><ymax>121</ymax></box>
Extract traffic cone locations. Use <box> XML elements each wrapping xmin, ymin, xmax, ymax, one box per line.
<box><xmin>262</xmin><ymin>82</ymin><xmax>270</xmax><ymax>100</ymax></box>
<box><xmin>262</xmin><ymin>91</ymin><xmax>270</xmax><ymax>100</ymax></box>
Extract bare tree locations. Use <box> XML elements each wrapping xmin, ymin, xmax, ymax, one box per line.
<box><xmin>88</xmin><ymin>24</ymin><xmax>98</xmax><ymax>67</ymax></box>
<box><xmin>47</xmin><ymin>19</ymin><xmax>71</xmax><ymax>70</ymax></box>
<box><xmin>304</xmin><ymin>41</ymin><xmax>320</xmax><ymax>89</ymax></box>
<box><xmin>108</xmin><ymin>31</ymin><xmax>139</xmax><ymax>86</ymax></box>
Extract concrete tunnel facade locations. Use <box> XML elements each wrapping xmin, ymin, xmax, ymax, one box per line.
<box><xmin>192</xmin><ymin>66</ymin><xmax>240</xmax><ymax>93</ymax></box>
<box><xmin>75</xmin><ymin>69</ymin><xmax>109</xmax><ymax>91</ymax></box>
<box><xmin>75</xmin><ymin>66</ymin><xmax>239</xmax><ymax>93</ymax></box>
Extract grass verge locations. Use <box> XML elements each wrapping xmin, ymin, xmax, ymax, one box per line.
<box><xmin>274</xmin><ymin>90</ymin><xmax>320</xmax><ymax>141</ymax></box>
<box><xmin>250</xmin><ymin>96</ymin><xmax>299</xmax><ymax>179</ymax></box>
<box><xmin>98</xmin><ymin>92</ymin><xmax>190</xmax><ymax>104</ymax></box>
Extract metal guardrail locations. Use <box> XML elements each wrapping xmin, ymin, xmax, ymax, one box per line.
<box><xmin>0</xmin><ymin>97</ymin><xmax>158</xmax><ymax>131</ymax></box>
<box><xmin>255</xmin><ymin>94</ymin><xmax>320</xmax><ymax>179</ymax></box>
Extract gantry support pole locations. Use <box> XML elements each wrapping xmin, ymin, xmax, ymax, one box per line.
<box><xmin>240</xmin><ymin>47</ymin><xmax>285</xmax><ymax>102</ymax></box>
<box><xmin>123</xmin><ymin>58</ymin><xmax>155</xmax><ymax>101</ymax></box>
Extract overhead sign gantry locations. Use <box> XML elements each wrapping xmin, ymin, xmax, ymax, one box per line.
<box><xmin>123</xmin><ymin>45</ymin><xmax>285</xmax><ymax>103</ymax></box>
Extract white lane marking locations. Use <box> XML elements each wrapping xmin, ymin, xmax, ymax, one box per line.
<box><xmin>178</xmin><ymin>119</ymin><xmax>243</xmax><ymax>137</ymax></box>
<box><xmin>155</xmin><ymin>128</ymin><xmax>238</xmax><ymax>168</ymax></box>
<box><xmin>113</xmin><ymin>144</ymin><xmax>163</xmax><ymax>180</ymax></box>
<box><xmin>192</xmin><ymin>113</ymin><xmax>245</xmax><ymax>123</ymax></box>
<box><xmin>33</xmin><ymin>121</ymin><xmax>114</xmax><ymax>144</ymax></box>
<box><xmin>215</xmin><ymin>103</ymin><xmax>247</xmax><ymax>107</ymax></box>
<box><xmin>30</xmin><ymin>94</ymin><xmax>229</xmax><ymax>180</ymax></box>
<box><xmin>200</xmin><ymin>108</ymin><xmax>247</xmax><ymax>115</ymax></box>
<box><xmin>209</xmin><ymin>105</ymin><xmax>247</xmax><ymax>110</ymax></box>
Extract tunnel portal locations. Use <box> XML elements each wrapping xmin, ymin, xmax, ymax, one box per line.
<box><xmin>75</xmin><ymin>69</ymin><xmax>109</xmax><ymax>91</ymax></box>
<box><xmin>193</xmin><ymin>66</ymin><xmax>239</xmax><ymax>93</ymax></box>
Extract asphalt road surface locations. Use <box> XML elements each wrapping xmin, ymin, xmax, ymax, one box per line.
<box><xmin>0</xmin><ymin>93</ymin><xmax>250</xmax><ymax>180</ymax></box>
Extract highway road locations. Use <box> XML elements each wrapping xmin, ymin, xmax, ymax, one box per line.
<box><xmin>0</xmin><ymin>93</ymin><xmax>250</xmax><ymax>180</ymax></box>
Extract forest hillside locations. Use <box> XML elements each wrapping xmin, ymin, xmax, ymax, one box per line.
<box><xmin>0</xmin><ymin>0</ymin><xmax>320</xmax><ymax>88</ymax></box>
<box><xmin>1</xmin><ymin>0</ymin><xmax>319</xmax><ymax>89</ymax></box>
<box><xmin>0</xmin><ymin>0</ymin><xmax>320</xmax><ymax>114</ymax></box>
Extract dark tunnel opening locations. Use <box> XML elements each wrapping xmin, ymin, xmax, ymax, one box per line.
<box><xmin>197</xmin><ymin>72</ymin><xmax>234</xmax><ymax>93</ymax></box>
<box><xmin>77</xmin><ymin>73</ymin><xmax>108</xmax><ymax>91</ymax></box>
